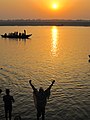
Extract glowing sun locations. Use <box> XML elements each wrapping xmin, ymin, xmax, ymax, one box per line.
<box><xmin>52</xmin><ymin>3</ymin><xmax>58</xmax><ymax>10</ymax></box>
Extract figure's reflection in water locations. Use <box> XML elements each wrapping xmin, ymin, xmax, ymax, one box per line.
<box><xmin>51</xmin><ymin>26</ymin><xmax>58</xmax><ymax>56</ymax></box>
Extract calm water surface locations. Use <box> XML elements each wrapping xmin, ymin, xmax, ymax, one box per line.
<box><xmin>0</xmin><ymin>26</ymin><xmax>90</xmax><ymax>120</ymax></box>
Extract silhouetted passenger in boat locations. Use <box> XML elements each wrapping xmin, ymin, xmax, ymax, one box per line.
<box><xmin>3</xmin><ymin>89</ymin><xmax>15</xmax><ymax>120</ymax></box>
<box><xmin>29</xmin><ymin>80</ymin><xmax>55</xmax><ymax>120</ymax></box>
<box><xmin>24</xmin><ymin>30</ymin><xmax>26</xmax><ymax>35</ymax></box>
<box><xmin>4</xmin><ymin>33</ymin><xmax>7</xmax><ymax>37</ymax></box>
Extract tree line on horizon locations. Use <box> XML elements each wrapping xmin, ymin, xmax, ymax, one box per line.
<box><xmin>0</xmin><ymin>19</ymin><xmax>90</xmax><ymax>26</ymax></box>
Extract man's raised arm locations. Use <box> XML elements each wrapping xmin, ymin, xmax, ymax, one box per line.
<box><xmin>29</xmin><ymin>80</ymin><xmax>36</xmax><ymax>91</ymax></box>
<box><xmin>46</xmin><ymin>80</ymin><xmax>55</xmax><ymax>91</ymax></box>
<box><xmin>44</xmin><ymin>80</ymin><xmax>55</xmax><ymax>99</ymax></box>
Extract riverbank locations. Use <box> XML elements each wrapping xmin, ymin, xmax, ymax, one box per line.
<box><xmin>0</xmin><ymin>19</ymin><xmax>90</xmax><ymax>26</ymax></box>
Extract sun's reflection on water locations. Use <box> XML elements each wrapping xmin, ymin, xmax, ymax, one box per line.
<box><xmin>51</xmin><ymin>26</ymin><xmax>59</xmax><ymax>56</ymax></box>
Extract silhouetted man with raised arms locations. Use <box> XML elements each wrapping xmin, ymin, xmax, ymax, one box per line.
<box><xmin>3</xmin><ymin>89</ymin><xmax>15</xmax><ymax>120</ymax></box>
<box><xmin>29</xmin><ymin>80</ymin><xmax>55</xmax><ymax>120</ymax></box>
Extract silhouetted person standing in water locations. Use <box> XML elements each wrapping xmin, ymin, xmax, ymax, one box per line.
<box><xmin>3</xmin><ymin>89</ymin><xmax>15</xmax><ymax>120</ymax></box>
<box><xmin>0</xmin><ymin>89</ymin><xmax>2</xmax><ymax>94</ymax></box>
<box><xmin>29</xmin><ymin>80</ymin><xmax>55</xmax><ymax>120</ymax></box>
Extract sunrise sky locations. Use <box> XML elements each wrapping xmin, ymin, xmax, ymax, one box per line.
<box><xmin>0</xmin><ymin>0</ymin><xmax>90</xmax><ymax>20</ymax></box>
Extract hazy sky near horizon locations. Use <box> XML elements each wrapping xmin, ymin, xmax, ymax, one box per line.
<box><xmin>0</xmin><ymin>0</ymin><xmax>90</xmax><ymax>19</ymax></box>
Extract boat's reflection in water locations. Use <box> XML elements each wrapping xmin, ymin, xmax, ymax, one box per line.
<box><xmin>3</xmin><ymin>36</ymin><xmax>31</xmax><ymax>41</ymax></box>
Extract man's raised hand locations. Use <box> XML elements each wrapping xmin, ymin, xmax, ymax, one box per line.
<box><xmin>52</xmin><ymin>80</ymin><xmax>55</xmax><ymax>84</ymax></box>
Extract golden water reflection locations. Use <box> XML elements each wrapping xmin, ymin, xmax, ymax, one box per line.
<box><xmin>51</xmin><ymin>26</ymin><xmax>59</xmax><ymax>56</ymax></box>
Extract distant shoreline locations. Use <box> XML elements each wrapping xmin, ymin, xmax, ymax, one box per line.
<box><xmin>0</xmin><ymin>20</ymin><xmax>90</xmax><ymax>26</ymax></box>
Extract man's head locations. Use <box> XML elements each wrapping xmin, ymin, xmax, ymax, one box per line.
<box><xmin>6</xmin><ymin>89</ymin><xmax>10</xmax><ymax>95</ymax></box>
<box><xmin>39</xmin><ymin>87</ymin><xmax>44</xmax><ymax>92</ymax></box>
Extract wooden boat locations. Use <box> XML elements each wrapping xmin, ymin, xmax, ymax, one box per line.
<box><xmin>1</xmin><ymin>30</ymin><xmax>32</xmax><ymax>39</ymax></box>
<box><xmin>1</xmin><ymin>34</ymin><xmax>32</xmax><ymax>39</ymax></box>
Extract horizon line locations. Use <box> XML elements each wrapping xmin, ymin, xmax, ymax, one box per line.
<box><xmin>0</xmin><ymin>19</ymin><xmax>90</xmax><ymax>21</ymax></box>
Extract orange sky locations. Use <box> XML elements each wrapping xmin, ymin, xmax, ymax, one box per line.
<box><xmin>0</xmin><ymin>0</ymin><xmax>90</xmax><ymax>19</ymax></box>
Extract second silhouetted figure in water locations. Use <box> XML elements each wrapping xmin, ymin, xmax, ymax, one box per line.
<box><xmin>29</xmin><ymin>80</ymin><xmax>55</xmax><ymax>120</ymax></box>
<box><xmin>3</xmin><ymin>89</ymin><xmax>15</xmax><ymax>120</ymax></box>
<box><xmin>0</xmin><ymin>89</ymin><xmax>2</xmax><ymax>94</ymax></box>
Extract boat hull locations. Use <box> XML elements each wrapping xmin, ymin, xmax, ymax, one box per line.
<box><xmin>1</xmin><ymin>34</ymin><xmax>32</xmax><ymax>39</ymax></box>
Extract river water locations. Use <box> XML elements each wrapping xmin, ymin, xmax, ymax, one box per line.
<box><xmin>0</xmin><ymin>26</ymin><xmax>90</xmax><ymax>120</ymax></box>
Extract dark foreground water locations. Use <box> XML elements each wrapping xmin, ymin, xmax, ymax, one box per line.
<box><xmin>0</xmin><ymin>26</ymin><xmax>90</xmax><ymax>120</ymax></box>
